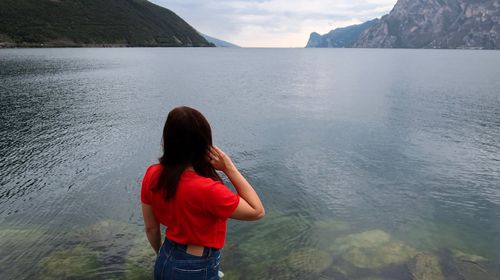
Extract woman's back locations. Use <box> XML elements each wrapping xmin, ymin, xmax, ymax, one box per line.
<box><xmin>142</xmin><ymin>164</ymin><xmax>239</xmax><ymax>249</ymax></box>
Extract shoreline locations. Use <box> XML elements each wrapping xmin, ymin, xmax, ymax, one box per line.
<box><xmin>0</xmin><ymin>43</ymin><xmax>215</xmax><ymax>49</ymax></box>
<box><xmin>1</xmin><ymin>43</ymin><xmax>498</xmax><ymax>50</ymax></box>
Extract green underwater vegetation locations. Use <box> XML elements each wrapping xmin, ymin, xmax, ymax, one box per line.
<box><xmin>0</xmin><ymin>225</ymin><xmax>55</xmax><ymax>278</ymax></box>
<box><xmin>124</xmin><ymin>236</ymin><xmax>156</xmax><ymax>280</ymax></box>
<box><xmin>393</xmin><ymin>220</ymin><xmax>492</xmax><ymax>259</ymax></box>
<box><xmin>71</xmin><ymin>219</ymin><xmax>140</xmax><ymax>244</ymax></box>
<box><xmin>221</xmin><ymin>270</ymin><xmax>242</xmax><ymax>280</ymax></box>
<box><xmin>0</xmin><ymin>227</ymin><xmax>47</xmax><ymax>242</ymax></box>
<box><xmin>1</xmin><ymin>216</ymin><xmax>498</xmax><ymax>280</ymax></box>
<box><xmin>37</xmin><ymin>245</ymin><xmax>100</xmax><ymax>279</ymax></box>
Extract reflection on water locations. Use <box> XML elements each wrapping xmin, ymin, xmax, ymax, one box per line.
<box><xmin>0</xmin><ymin>48</ymin><xmax>499</xmax><ymax>279</ymax></box>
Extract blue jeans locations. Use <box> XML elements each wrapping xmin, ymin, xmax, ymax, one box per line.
<box><xmin>154</xmin><ymin>238</ymin><xmax>221</xmax><ymax>280</ymax></box>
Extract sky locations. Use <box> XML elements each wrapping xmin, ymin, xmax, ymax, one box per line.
<box><xmin>150</xmin><ymin>0</ymin><xmax>397</xmax><ymax>48</ymax></box>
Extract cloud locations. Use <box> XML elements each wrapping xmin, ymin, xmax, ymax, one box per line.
<box><xmin>150</xmin><ymin>0</ymin><xmax>397</xmax><ymax>47</ymax></box>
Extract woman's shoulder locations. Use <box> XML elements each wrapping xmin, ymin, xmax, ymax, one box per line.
<box><xmin>146</xmin><ymin>163</ymin><xmax>163</xmax><ymax>172</ymax></box>
<box><xmin>143</xmin><ymin>163</ymin><xmax>163</xmax><ymax>181</ymax></box>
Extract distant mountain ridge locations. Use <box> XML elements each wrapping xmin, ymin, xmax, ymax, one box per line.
<box><xmin>201</xmin><ymin>34</ymin><xmax>240</xmax><ymax>48</ymax></box>
<box><xmin>0</xmin><ymin>0</ymin><xmax>213</xmax><ymax>47</ymax></box>
<box><xmin>307</xmin><ymin>0</ymin><xmax>500</xmax><ymax>49</ymax></box>
<box><xmin>306</xmin><ymin>19</ymin><xmax>379</xmax><ymax>48</ymax></box>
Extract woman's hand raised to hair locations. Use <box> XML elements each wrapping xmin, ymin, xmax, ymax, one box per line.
<box><xmin>209</xmin><ymin>145</ymin><xmax>265</xmax><ymax>221</ymax></box>
<box><xmin>208</xmin><ymin>146</ymin><xmax>237</xmax><ymax>174</ymax></box>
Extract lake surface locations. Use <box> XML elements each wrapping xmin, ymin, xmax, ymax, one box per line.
<box><xmin>1</xmin><ymin>48</ymin><xmax>499</xmax><ymax>279</ymax></box>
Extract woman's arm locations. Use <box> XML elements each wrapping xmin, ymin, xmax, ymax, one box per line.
<box><xmin>209</xmin><ymin>146</ymin><xmax>265</xmax><ymax>221</ymax></box>
<box><xmin>142</xmin><ymin>203</ymin><xmax>161</xmax><ymax>254</ymax></box>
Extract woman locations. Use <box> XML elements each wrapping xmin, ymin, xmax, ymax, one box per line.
<box><xmin>141</xmin><ymin>106</ymin><xmax>265</xmax><ymax>280</ymax></box>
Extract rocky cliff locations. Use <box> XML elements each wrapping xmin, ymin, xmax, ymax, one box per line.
<box><xmin>354</xmin><ymin>0</ymin><xmax>500</xmax><ymax>49</ymax></box>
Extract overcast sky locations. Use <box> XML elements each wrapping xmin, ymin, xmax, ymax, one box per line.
<box><xmin>150</xmin><ymin>0</ymin><xmax>397</xmax><ymax>48</ymax></box>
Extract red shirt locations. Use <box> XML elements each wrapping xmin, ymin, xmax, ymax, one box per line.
<box><xmin>141</xmin><ymin>164</ymin><xmax>240</xmax><ymax>249</ymax></box>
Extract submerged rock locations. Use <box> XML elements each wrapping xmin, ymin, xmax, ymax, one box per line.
<box><xmin>451</xmin><ymin>249</ymin><xmax>487</xmax><ymax>263</ymax></box>
<box><xmin>124</xmin><ymin>236</ymin><xmax>156</xmax><ymax>280</ymax></box>
<box><xmin>38</xmin><ymin>245</ymin><xmax>100</xmax><ymax>279</ymax></box>
<box><xmin>261</xmin><ymin>247</ymin><xmax>334</xmax><ymax>280</ymax></box>
<box><xmin>227</xmin><ymin>211</ymin><xmax>311</xmax><ymax>278</ymax></box>
<box><xmin>447</xmin><ymin>249</ymin><xmax>495</xmax><ymax>280</ymax></box>
<box><xmin>455</xmin><ymin>259</ymin><xmax>496</xmax><ymax>280</ymax></box>
<box><xmin>408</xmin><ymin>253</ymin><xmax>446</xmax><ymax>280</ymax></box>
<box><xmin>332</xmin><ymin>230</ymin><xmax>390</xmax><ymax>252</ymax></box>
<box><xmin>394</xmin><ymin>221</ymin><xmax>489</xmax><ymax>257</ymax></box>
<box><xmin>223</xmin><ymin>213</ymin><xmax>351</xmax><ymax>279</ymax></box>
<box><xmin>312</xmin><ymin>219</ymin><xmax>352</xmax><ymax>248</ymax></box>
<box><xmin>344</xmin><ymin>242</ymin><xmax>417</xmax><ymax>269</ymax></box>
<box><xmin>356</xmin><ymin>277</ymin><xmax>391</xmax><ymax>280</ymax></box>
<box><xmin>331</xmin><ymin>230</ymin><xmax>418</xmax><ymax>269</ymax></box>
<box><xmin>286</xmin><ymin>248</ymin><xmax>333</xmax><ymax>274</ymax></box>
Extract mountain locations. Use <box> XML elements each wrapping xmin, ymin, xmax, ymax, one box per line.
<box><xmin>0</xmin><ymin>0</ymin><xmax>213</xmax><ymax>47</ymax></box>
<box><xmin>355</xmin><ymin>0</ymin><xmax>500</xmax><ymax>49</ymax></box>
<box><xmin>201</xmin><ymin>34</ymin><xmax>240</xmax><ymax>48</ymax></box>
<box><xmin>306</xmin><ymin>19</ymin><xmax>379</xmax><ymax>48</ymax></box>
<box><xmin>307</xmin><ymin>0</ymin><xmax>500</xmax><ymax>49</ymax></box>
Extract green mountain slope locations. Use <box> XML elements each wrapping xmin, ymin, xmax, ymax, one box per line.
<box><xmin>0</xmin><ymin>0</ymin><xmax>213</xmax><ymax>47</ymax></box>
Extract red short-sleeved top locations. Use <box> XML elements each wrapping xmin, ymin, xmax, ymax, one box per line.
<box><xmin>141</xmin><ymin>164</ymin><xmax>240</xmax><ymax>249</ymax></box>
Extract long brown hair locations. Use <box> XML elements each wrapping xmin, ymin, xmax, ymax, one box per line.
<box><xmin>154</xmin><ymin>106</ymin><xmax>222</xmax><ymax>200</ymax></box>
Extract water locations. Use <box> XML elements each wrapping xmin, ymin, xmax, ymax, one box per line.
<box><xmin>1</xmin><ymin>48</ymin><xmax>499</xmax><ymax>279</ymax></box>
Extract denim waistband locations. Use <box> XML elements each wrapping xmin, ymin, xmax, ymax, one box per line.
<box><xmin>164</xmin><ymin>237</ymin><xmax>219</xmax><ymax>258</ymax></box>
